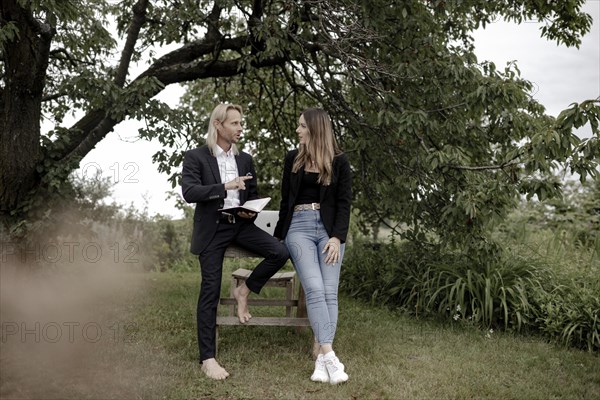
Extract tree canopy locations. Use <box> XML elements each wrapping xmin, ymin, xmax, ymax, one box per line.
<box><xmin>1</xmin><ymin>0</ymin><xmax>599</xmax><ymax>258</ymax></box>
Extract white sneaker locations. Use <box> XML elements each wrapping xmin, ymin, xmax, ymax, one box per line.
<box><xmin>310</xmin><ymin>354</ymin><xmax>329</xmax><ymax>383</ymax></box>
<box><xmin>323</xmin><ymin>351</ymin><xmax>348</xmax><ymax>384</ymax></box>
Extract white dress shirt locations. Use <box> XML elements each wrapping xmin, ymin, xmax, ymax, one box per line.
<box><xmin>214</xmin><ymin>145</ymin><xmax>241</xmax><ymax>209</ymax></box>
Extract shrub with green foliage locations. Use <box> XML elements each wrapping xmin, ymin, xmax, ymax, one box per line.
<box><xmin>531</xmin><ymin>281</ymin><xmax>599</xmax><ymax>352</ymax></box>
<box><xmin>341</xmin><ymin>239</ymin><xmax>599</xmax><ymax>352</ymax></box>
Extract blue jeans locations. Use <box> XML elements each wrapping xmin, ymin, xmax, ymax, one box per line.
<box><xmin>285</xmin><ymin>210</ymin><xmax>345</xmax><ymax>345</ymax></box>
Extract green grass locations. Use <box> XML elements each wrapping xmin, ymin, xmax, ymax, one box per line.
<box><xmin>2</xmin><ymin>262</ymin><xmax>599</xmax><ymax>400</ymax></box>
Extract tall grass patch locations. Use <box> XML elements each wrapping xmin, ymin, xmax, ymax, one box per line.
<box><xmin>341</xmin><ymin>239</ymin><xmax>600</xmax><ymax>352</ymax></box>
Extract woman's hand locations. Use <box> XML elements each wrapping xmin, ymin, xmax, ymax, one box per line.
<box><xmin>323</xmin><ymin>237</ymin><xmax>341</xmax><ymax>265</ymax></box>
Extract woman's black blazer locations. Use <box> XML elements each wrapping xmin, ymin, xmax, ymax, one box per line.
<box><xmin>274</xmin><ymin>149</ymin><xmax>352</xmax><ymax>243</ymax></box>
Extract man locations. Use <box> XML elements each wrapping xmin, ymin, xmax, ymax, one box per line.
<box><xmin>181</xmin><ymin>103</ymin><xmax>289</xmax><ymax>380</ymax></box>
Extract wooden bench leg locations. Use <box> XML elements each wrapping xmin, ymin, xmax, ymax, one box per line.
<box><xmin>296</xmin><ymin>284</ymin><xmax>307</xmax><ymax>319</ymax></box>
<box><xmin>285</xmin><ymin>278</ymin><xmax>293</xmax><ymax>317</ymax></box>
<box><xmin>295</xmin><ymin>284</ymin><xmax>309</xmax><ymax>347</ymax></box>
<box><xmin>229</xmin><ymin>276</ymin><xmax>237</xmax><ymax>316</ymax></box>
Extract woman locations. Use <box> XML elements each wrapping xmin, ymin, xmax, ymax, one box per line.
<box><xmin>274</xmin><ymin>108</ymin><xmax>352</xmax><ymax>384</ymax></box>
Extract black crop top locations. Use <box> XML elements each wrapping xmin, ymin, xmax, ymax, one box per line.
<box><xmin>295</xmin><ymin>172</ymin><xmax>320</xmax><ymax>204</ymax></box>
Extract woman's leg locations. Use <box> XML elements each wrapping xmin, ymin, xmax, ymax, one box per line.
<box><xmin>285</xmin><ymin>211</ymin><xmax>332</xmax><ymax>345</ymax></box>
<box><xmin>313</xmin><ymin>222</ymin><xmax>348</xmax><ymax>384</ymax></box>
<box><xmin>314</xmin><ymin>227</ymin><xmax>345</xmax><ymax>350</ymax></box>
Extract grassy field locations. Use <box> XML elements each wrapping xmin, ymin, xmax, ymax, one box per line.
<box><xmin>2</xmin><ymin>260</ymin><xmax>598</xmax><ymax>400</ymax></box>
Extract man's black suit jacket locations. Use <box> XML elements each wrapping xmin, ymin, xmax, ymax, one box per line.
<box><xmin>274</xmin><ymin>149</ymin><xmax>352</xmax><ymax>243</ymax></box>
<box><xmin>181</xmin><ymin>145</ymin><xmax>258</xmax><ymax>255</ymax></box>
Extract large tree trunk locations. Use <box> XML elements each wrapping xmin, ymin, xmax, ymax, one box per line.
<box><xmin>0</xmin><ymin>1</ymin><xmax>52</xmax><ymax>221</ymax></box>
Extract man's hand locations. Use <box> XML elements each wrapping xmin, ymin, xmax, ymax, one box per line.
<box><xmin>237</xmin><ymin>211</ymin><xmax>256</xmax><ymax>219</ymax></box>
<box><xmin>224</xmin><ymin>175</ymin><xmax>252</xmax><ymax>191</ymax></box>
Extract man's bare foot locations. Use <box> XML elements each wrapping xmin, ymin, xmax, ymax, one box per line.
<box><xmin>233</xmin><ymin>283</ymin><xmax>252</xmax><ymax>323</ymax></box>
<box><xmin>201</xmin><ymin>358</ymin><xmax>230</xmax><ymax>380</ymax></box>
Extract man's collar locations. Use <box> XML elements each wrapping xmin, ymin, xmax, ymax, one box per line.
<box><xmin>215</xmin><ymin>145</ymin><xmax>233</xmax><ymax>157</ymax></box>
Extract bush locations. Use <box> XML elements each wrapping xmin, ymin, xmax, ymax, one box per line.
<box><xmin>531</xmin><ymin>276</ymin><xmax>600</xmax><ymax>352</ymax></box>
<box><xmin>341</xmin><ymin>239</ymin><xmax>599</xmax><ymax>352</ymax></box>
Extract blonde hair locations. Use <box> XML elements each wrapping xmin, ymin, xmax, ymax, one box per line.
<box><xmin>206</xmin><ymin>103</ymin><xmax>243</xmax><ymax>156</ymax></box>
<box><xmin>292</xmin><ymin>108</ymin><xmax>341</xmax><ymax>186</ymax></box>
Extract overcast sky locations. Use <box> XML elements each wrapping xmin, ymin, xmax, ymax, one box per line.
<box><xmin>79</xmin><ymin>1</ymin><xmax>600</xmax><ymax>219</ymax></box>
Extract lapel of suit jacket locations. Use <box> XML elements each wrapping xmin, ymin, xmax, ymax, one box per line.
<box><xmin>235</xmin><ymin>155</ymin><xmax>246</xmax><ymax>176</ymax></box>
<box><xmin>291</xmin><ymin>166</ymin><xmax>304</xmax><ymax>199</ymax></box>
<box><xmin>235</xmin><ymin>154</ymin><xmax>248</xmax><ymax>203</ymax></box>
<box><xmin>320</xmin><ymin>159</ymin><xmax>336</xmax><ymax>203</ymax></box>
<box><xmin>205</xmin><ymin>148</ymin><xmax>222</xmax><ymax>184</ymax></box>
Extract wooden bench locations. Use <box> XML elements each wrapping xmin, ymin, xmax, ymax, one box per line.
<box><xmin>217</xmin><ymin>268</ymin><xmax>310</xmax><ymax>327</ymax></box>
<box><xmin>217</xmin><ymin>210</ymin><xmax>310</xmax><ymax>328</ymax></box>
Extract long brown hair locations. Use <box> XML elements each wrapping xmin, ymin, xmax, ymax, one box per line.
<box><xmin>292</xmin><ymin>108</ymin><xmax>341</xmax><ymax>185</ymax></box>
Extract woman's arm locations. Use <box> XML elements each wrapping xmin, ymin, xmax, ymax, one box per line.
<box><xmin>331</xmin><ymin>153</ymin><xmax>352</xmax><ymax>243</ymax></box>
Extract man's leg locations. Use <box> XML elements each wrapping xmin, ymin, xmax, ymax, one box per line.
<box><xmin>197</xmin><ymin>250</ymin><xmax>224</xmax><ymax>362</ymax></box>
<box><xmin>197</xmin><ymin>224</ymin><xmax>235</xmax><ymax>379</ymax></box>
<box><xmin>232</xmin><ymin>222</ymin><xmax>290</xmax><ymax>322</ymax></box>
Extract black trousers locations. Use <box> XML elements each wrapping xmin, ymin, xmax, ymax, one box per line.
<box><xmin>196</xmin><ymin>219</ymin><xmax>289</xmax><ymax>362</ymax></box>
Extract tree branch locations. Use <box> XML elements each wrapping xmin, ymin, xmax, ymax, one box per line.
<box><xmin>56</xmin><ymin>33</ymin><xmax>246</xmax><ymax>162</ymax></box>
<box><xmin>61</xmin><ymin>115</ymin><xmax>118</xmax><ymax>167</ymax></box>
<box><xmin>146</xmin><ymin>35</ymin><xmax>249</xmax><ymax>72</ymax></box>
<box><xmin>114</xmin><ymin>0</ymin><xmax>149</xmax><ymax>87</ymax></box>
<box><xmin>444</xmin><ymin>160</ymin><xmax>521</xmax><ymax>171</ymax></box>
<box><xmin>248</xmin><ymin>0</ymin><xmax>265</xmax><ymax>54</ymax></box>
<box><xmin>49</xmin><ymin>48</ymin><xmax>91</xmax><ymax>67</ymax></box>
<box><xmin>58</xmin><ymin>52</ymin><xmax>294</xmax><ymax>166</ymax></box>
<box><xmin>145</xmin><ymin>52</ymin><xmax>288</xmax><ymax>85</ymax></box>
<box><xmin>205</xmin><ymin>1</ymin><xmax>223</xmax><ymax>42</ymax></box>
<box><xmin>42</xmin><ymin>92</ymin><xmax>68</xmax><ymax>102</ymax></box>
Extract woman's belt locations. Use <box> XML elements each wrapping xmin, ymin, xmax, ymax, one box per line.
<box><xmin>294</xmin><ymin>203</ymin><xmax>320</xmax><ymax>211</ymax></box>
